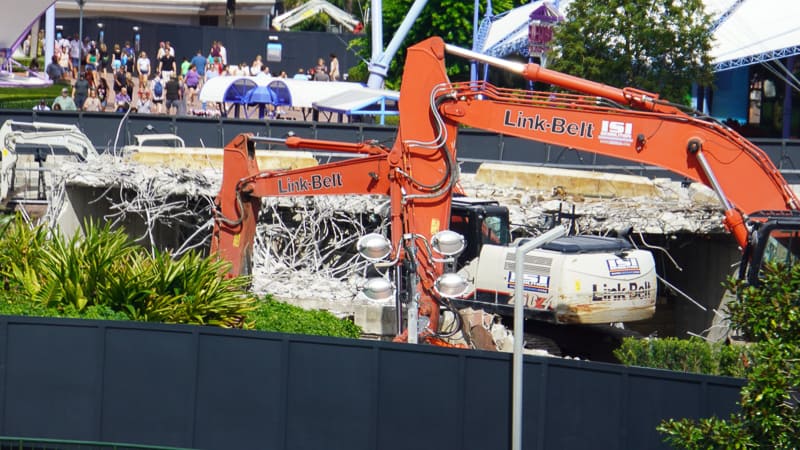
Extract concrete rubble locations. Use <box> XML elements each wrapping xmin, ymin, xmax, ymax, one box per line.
<box><xmin>49</xmin><ymin>156</ymin><xmax>731</xmax><ymax>338</ymax></box>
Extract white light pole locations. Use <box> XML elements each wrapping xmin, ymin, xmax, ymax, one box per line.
<box><xmin>511</xmin><ymin>225</ymin><xmax>567</xmax><ymax>450</ymax></box>
<box><xmin>77</xmin><ymin>0</ymin><xmax>85</xmax><ymax>57</ymax></box>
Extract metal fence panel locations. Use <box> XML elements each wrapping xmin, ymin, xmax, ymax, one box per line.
<box><xmin>285</xmin><ymin>341</ymin><xmax>376</xmax><ymax>450</ymax></box>
<box><xmin>174</xmin><ymin>117</ymin><xmax>222</xmax><ymax>148</ymax></box>
<box><xmin>0</xmin><ymin>317</ymin><xmax>745</xmax><ymax>450</ymax></box>
<box><xmin>101</xmin><ymin>328</ymin><xmax>195</xmax><ymax>447</ymax></box>
<box><xmin>462</xmin><ymin>355</ymin><xmax>513</xmax><ymax>450</ymax></box>
<box><xmin>376</xmin><ymin>349</ymin><xmax>464</xmax><ymax>450</ymax></box>
<box><xmin>3</xmin><ymin>323</ymin><xmax>100</xmax><ymax>440</ymax></box>
<box><xmin>194</xmin><ymin>333</ymin><xmax>285</xmax><ymax>450</ymax></box>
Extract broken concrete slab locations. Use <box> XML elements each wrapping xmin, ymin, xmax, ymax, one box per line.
<box><xmin>127</xmin><ymin>147</ymin><xmax>319</xmax><ymax>171</ymax></box>
<box><xmin>475</xmin><ymin>163</ymin><xmax>662</xmax><ymax>198</ymax></box>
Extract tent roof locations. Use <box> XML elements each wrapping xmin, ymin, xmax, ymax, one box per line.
<box><xmin>0</xmin><ymin>0</ymin><xmax>53</xmax><ymax>51</ymax></box>
<box><xmin>313</xmin><ymin>88</ymin><xmax>399</xmax><ymax>115</ymax></box>
<box><xmin>709</xmin><ymin>0</ymin><xmax>800</xmax><ymax>70</ymax></box>
<box><xmin>198</xmin><ymin>76</ymin><xmax>267</xmax><ymax>103</ymax></box>
<box><xmin>263</xmin><ymin>79</ymin><xmax>369</xmax><ymax>108</ymax></box>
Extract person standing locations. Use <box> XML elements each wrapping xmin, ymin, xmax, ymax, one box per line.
<box><xmin>159</xmin><ymin>47</ymin><xmax>176</xmax><ymax>81</ymax></box>
<box><xmin>151</xmin><ymin>75</ymin><xmax>165</xmax><ymax>114</ymax></box>
<box><xmin>165</xmin><ymin>75</ymin><xmax>181</xmax><ymax>115</ymax></box>
<box><xmin>122</xmin><ymin>41</ymin><xmax>136</xmax><ymax>73</ymax></box>
<box><xmin>218</xmin><ymin>42</ymin><xmax>227</xmax><ymax>65</ymax></box>
<box><xmin>58</xmin><ymin>45</ymin><xmax>71</xmax><ymax>80</ymax></box>
<box><xmin>69</xmin><ymin>33</ymin><xmax>82</xmax><ymax>79</ymax></box>
<box><xmin>329</xmin><ymin>53</ymin><xmax>340</xmax><ymax>81</ymax></box>
<box><xmin>190</xmin><ymin>49</ymin><xmax>207</xmax><ymax>84</ymax></box>
<box><xmin>111</xmin><ymin>43</ymin><xmax>122</xmax><ymax>71</ymax></box>
<box><xmin>250</xmin><ymin>55</ymin><xmax>263</xmax><ymax>76</ymax></box>
<box><xmin>180</xmin><ymin>57</ymin><xmax>191</xmax><ymax>77</ymax></box>
<box><xmin>98</xmin><ymin>43</ymin><xmax>110</xmax><ymax>75</ymax></box>
<box><xmin>185</xmin><ymin>64</ymin><xmax>200</xmax><ymax>107</ymax></box>
<box><xmin>72</xmin><ymin>73</ymin><xmax>90</xmax><ymax>109</ymax></box>
<box><xmin>137</xmin><ymin>51</ymin><xmax>151</xmax><ymax>88</ymax></box>
<box><xmin>45</xmin><ymin>55</ymin><xmax>64</xmax><ymax>81</ymax></box>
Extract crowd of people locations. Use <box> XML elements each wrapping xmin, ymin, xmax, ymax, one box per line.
<box><xmin>41</xmin><ymin>32</ymin><xmax>343</xmax><ymax>116</ymax></box>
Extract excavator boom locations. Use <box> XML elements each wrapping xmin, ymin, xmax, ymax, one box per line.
<box><xmin>212</xmin><ymin>37</ymin><xmax>800</xmax><ymax>344</ymax></box>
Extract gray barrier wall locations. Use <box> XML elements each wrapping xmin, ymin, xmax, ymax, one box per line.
<box><xmin>0</xmin><ymin>316</ymin><xmax>744</xmax><ymax>450</ymax></box>
<box><xmin>3</xmin><ymin>110</ymin><xmax>799</xmax><ymax>181</ymax></box>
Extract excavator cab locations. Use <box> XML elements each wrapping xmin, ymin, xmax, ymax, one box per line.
<box><xmin>741</xmin><ymin>212</ymin><xmax>800</xmax><ymax>285</ymax></box>
<box><xmin>449</xmin><ymin>197</ymin><xmax>511</xmax><ymax>269</ymax></box>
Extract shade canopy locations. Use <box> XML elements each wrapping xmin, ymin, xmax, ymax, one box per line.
<box><xmin>708</xmin><ymin>0</ymin><xmax>800</xmax><ymax>71</ymax></box>
<box><xmin>313</xmin><ymin>87</ymin><xmax>398</xmax><ymax>116</ymax></box>
<box><xmin>198</xmin><ymin>76</ymin><xmax>267</xmax><ymax>104</ymax></box>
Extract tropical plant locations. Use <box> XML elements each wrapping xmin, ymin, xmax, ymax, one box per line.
<box><xmin>0</xmin><ymin>216</ymin><xmax>363</xmax><ymax>339</ymax></box>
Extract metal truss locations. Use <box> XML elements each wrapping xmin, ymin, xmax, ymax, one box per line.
<box><xmin>715</xmin><ymin>45</ymin><xmax>800</xmax><ymax>72</ymax></box>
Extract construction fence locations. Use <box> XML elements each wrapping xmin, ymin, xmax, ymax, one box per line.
<box><xmin>0</xmin><ymin>316</ymin><xmax>743</xmax><ymax>450</ymax></box>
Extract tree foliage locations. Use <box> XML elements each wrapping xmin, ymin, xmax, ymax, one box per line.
<box><xmin>549</xmin><ymin>0</ymin><xmax>714</xmax><ymax>104</ymax></box>
<box><xmin>658</xmin><ymin>262</ymin><xmax>800</xmax><ymax>449</ymax></box>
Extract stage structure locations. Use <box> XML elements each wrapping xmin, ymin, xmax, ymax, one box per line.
<box><xmin>0</xmin><ymin>0</ymin><xmax>54</xmax><ymax>87</ymax></box>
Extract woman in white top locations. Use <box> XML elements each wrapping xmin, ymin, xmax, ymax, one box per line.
<box><xmin>250</xmin><ymin>55</ymin><xmax>263</xmax><ymax>76</ymax></box>
<box><xmin>137</xmin><ymin>51</ymin><xmax>151</xmax><ymax>89</ymax></box>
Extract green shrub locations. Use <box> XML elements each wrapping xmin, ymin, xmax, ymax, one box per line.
<box><xmin>249</xmin><ymin>298</ymin><xmax>362</xmax><ymax>339</ymax></box>
<box><xmin>0</xmin><ymin>216</ymin><xmax>362</xmax><ymax>339</ymax></box>
<box><xmin>657</xmin><ymin>263</ymin><xmax>800</xmax><ymax>449</ymax></box>
<box><xmin>614</xmin><ymin>336</ymin><xmax>751</xmax><ymax>378</ymax></box>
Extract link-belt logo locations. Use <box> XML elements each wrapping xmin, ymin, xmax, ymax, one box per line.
<box><xmin>503</xmin><ymin>110</ymin><xmax>594</xmax><ymax>138</ymax></box>
<box><xmin>278</xmin><ymin>173</ymin><xmax>343</xmax><ymax>193</ymax></box>
<box><xmin>592</xmin><ymin>281</ymin><xmax>652</xmax><ymax>302</ymax></box>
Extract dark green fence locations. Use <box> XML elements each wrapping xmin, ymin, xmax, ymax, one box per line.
<box><xmin>0</xmin><ymin>316</ymin><xmax>743</xmax><ymax>450</ymax></box>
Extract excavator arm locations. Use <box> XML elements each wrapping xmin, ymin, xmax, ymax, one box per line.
<box><xmin>213</xmin><ymin>37</ymin><xmax>800</xmax><ymax>344</ymax></box>
<box><xmin>0</xmin><ymin>120</ymin><xmax>99</xmax><ymax>203</ymax></box>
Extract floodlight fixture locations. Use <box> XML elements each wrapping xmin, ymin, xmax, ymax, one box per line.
<box><xmin>357</xmin><ymin>233</ymin><xmax>392</xmax><ymax>262</ymax></box>
<box><xmin>434</xmin><ymin>272</ymin><xmax>469</xmax><ymax>298</ymax></box>
<box><xmin>360</xmin><ymin>277</ymin><xmax>395</xmax><ymax>302</ymax></box>
<box><xmin>431</xmin><ymin>230</ymin><xmax>466</xmax><ymax>256</ymax></box>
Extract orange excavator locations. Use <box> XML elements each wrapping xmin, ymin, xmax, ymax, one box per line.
<box><xmin>211</xmin><ymin>37</ymin><xmax>800</xmax><ymax>345</ymax></box>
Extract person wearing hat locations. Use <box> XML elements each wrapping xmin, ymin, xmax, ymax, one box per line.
<box><xmin>52</xmin><ymin>87</ymin><xmax>77</xmax><ymax>111</ymax></box>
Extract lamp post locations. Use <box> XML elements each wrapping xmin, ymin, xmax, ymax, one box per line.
<box><xmin>132</xmin><ymin>26</ymin><xmax>140</xmax><ymax>53</ymax></box>
<box><xmin>77</xmin><ymin>0</ymin><xmax>85</xmax><ymax>56</ymax></box>
<box><xmin>97</xmin><ymin>23</ymin><xmax>104</xmax><ymax>45</ymax></box>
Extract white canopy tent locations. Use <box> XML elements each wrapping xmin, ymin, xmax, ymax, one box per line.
<box><xmin>264</xmin><ymin>79</ymin><xmax>368</xmax><ymax>108</ymax></box>
<box><xmin>198</xmin><ymin>76</ymin><xmax>267</xmax><ymax>103</ymax></box>
<box><xmin>313</xmin><ymin>87</ymin><xmax>399</xmax><ymax>124</ymax></box>
<box><xmin>707</xmin><ymin>0</ymin><xmax>800</xmax><ymax>71</ymax></box>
